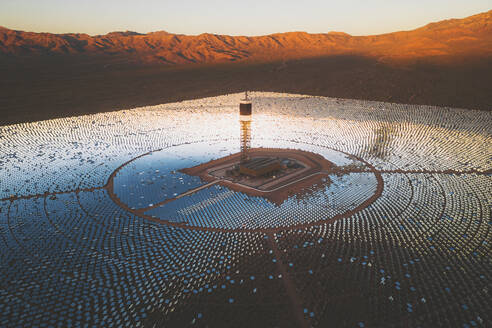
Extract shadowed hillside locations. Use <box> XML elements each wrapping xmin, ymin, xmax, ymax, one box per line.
<box><xmin>0</xmin><ymin>10</ymin><xmax>491</xmax><ymax>125</ymax></box>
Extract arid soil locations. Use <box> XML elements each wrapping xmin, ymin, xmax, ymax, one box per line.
<box><xmin>1</xmin><ymin>10</ymin><xmax>491</xmax><ymax>126</ymax></box>
<box><xmin>1</xmin><ymin>55</ymin><xmax>491</xmax><ymax>126</ymax></box>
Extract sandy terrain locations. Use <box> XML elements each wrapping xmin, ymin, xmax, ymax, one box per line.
<box><xmin>1</xmin><ymin>10</ymin><xmax>491</xmax><ymax>126</ymax></box>
<box><xmin>1</xmin><ymin>55</ymin><xmax>491</xmax><ymax>126</ymax></box>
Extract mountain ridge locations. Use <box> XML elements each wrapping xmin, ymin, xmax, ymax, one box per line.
<box><xmin>1</xmin><ymin>10</ymin><xmax>491</xmax><ymax>65</ymax></box>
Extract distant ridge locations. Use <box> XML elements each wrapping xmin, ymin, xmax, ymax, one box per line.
<box><xmin>1</xmin><ymin>10</ymin><xmax>491</xmax><ymax>65</ymax></box>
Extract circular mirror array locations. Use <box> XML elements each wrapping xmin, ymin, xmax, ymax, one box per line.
<box><xmin>0</xmin><ymin>93</ymin><xmax>490</xmax><ymax>327</ymax></box>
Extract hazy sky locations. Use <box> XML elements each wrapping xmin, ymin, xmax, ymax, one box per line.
<box><xmin>1</xmin><ymin>0</ymin><xmax>490</xmax><ymax>36</ymax></box>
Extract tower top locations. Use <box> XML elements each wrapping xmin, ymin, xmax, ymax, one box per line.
<box><xmin>239</xmin><ymin>91</ymin><xmax>252</xmax><ymax>116</ymax></box>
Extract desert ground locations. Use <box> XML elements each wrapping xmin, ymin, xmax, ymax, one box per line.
<box><xmin>1</xmin><ymin>10</ymin><xmax>491</xmax><ymax>125</ymax></box>
<box><xmin>1</xmin><ymin>55</ymin><xmax>491</xmax><ymax>126</ymax></box>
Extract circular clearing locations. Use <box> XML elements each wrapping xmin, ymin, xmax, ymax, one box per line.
<box><xmin>106</xmin><ymin>140</ymin><xmax>383</xmax><ymax>232</ymax></box>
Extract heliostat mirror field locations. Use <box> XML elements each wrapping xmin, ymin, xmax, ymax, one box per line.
<box><xmin>0</xmin><ymin>92</ymin><xmax>490</xmax><ymax>327</ymax></box>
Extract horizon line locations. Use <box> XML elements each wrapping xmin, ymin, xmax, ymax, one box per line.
<box><xmin>2</xmin><ymin>9</ymin><xmax>490</xmax><ymax>38</ymax></box>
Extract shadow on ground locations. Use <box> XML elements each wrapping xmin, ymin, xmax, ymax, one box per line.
<box><xmin>1</xmin><ymin>54</ymin><xmax>491</xmax><ymax>126</ymax></box>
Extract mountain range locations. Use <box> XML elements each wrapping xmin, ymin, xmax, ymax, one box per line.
<box><xmin>1</xmin><ymin>10</ymin><xmax>491</xmax><ymax>126</ymax></box>
<box><xmin>1</xmin><ymin>10</ymin><xmax>491</xmax><ymax>65</ymax></box>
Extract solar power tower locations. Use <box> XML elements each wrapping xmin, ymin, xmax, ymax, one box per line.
<box><xmin>239</xmin><ymin>91</ymin><xmax>252</xmax><ymax>163</ymax></box>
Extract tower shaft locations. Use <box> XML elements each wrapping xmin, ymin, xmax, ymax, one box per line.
<box><xmin>240</xmin><ymin>119</ymin><xmax>251</xmax><ymax>163</ymax></box>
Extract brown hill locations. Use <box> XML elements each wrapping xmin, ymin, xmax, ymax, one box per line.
<box><xmin>1</xmin><ymin>11</ymin><xmax>491</xmax><ymax>126</ymax></box>
<box><xmin>1</xmin><ymin>10</ymin><xmax>491</xmax><ymax>65</ymax></box>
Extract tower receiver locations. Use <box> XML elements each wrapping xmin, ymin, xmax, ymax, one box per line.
<box><xmin>240</xmin><ymin>91</ymin><xmax>252</xmax><ymax>116</ymax></box>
